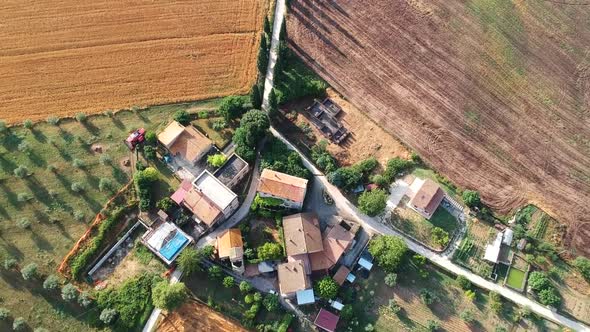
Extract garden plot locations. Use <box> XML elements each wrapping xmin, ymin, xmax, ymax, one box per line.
<box><xmin>453</xmin><ymin>220</ymin><xmax>496</xmax><ymax>277</ymax></box>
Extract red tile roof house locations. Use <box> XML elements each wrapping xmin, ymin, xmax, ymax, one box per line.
<box><xmin>310</xmin><ymin>223</ymin><xmax>357</xmax><ymax>272</ymax></box>
<box><xmin>257</xmin><ymin>169</ymin><xmax>308</xmax><ymax>210</ymax></box>
<box><xmin>407</xmin><ymin>178</ymin><xmax>445</xmax><ymax>219</ymax></box>
<box><xmin>314</xmin><ymin>308</ymin><xmax>340</xmax><ymax>332</ymax></box>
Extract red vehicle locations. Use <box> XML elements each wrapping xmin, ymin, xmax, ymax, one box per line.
<box><xmin>125</xmin><ymin>128</ymin><xmax>146</xmax><ymax>150</ymax></box>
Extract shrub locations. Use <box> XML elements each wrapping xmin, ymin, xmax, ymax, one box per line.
<box><xmin>257</xmin><ymin>242</ymin><xmax>283</xmax><ymax>260</ymax></box>
<box><xmin>46</xmin><ymin>164</ymin><xmax>57</xmax><ymax>172</ymax></box>
<box><xmin>78</xmin><ymin>291</ymin><xmax>93</xmax><ymax>307</ymax></box>
<box><xmin>173</xmin><ymin>110</ymin><xmax>191</xmax><ymax>125</ymax></box>
<box><xmin>460</xmin><ymin>309</ymin><xmax>475</xmax><ymax>323</ymax></box>
<box><xmin>358</xmin><ymin>189</ymin><xmax>388</xmax><ymax>216</ymax></box>
<box><xmin>21</xmin><ymin>263</ymin><xmax>38</xmax><ymax>280</ymax></box>
<box><xmin>98</xmin><ymin>178</ymin><xmax>112</xmax><ymax>192</ymax></box>
<box><xmin>152</xmin><ymin>281</ymin><xmax>188</xmax><ymax>311</ymax></box>
<box><xmin>0</xmin><ymin>120</ymin><xmax>6</xmax><ymax>133</ymax></box>
<box><xmin>239</xmin><ymin>281</ymin><xmax>253</xmax><ymax>293</ymax></box>
<box><xmin>72</xmin><ymin>158</ymin><xmax>85</xmax><ymax>168</ymax></box>
<box><xmin>464</xmin><ymin>289</ymin><xmax>476</xmax><ymax>301</ymax></box>
<box><xmin>99</xmin><ymin>154</ymin><xmax>112</xmax><ymax>165</ymax></box>
<box><xmin>365</xmin><ymin>323</ymin><xmax>375</xmax><ymax>331</ymax></box>
<box><xmin>99</xmin><ymin>308</ymin><xmax>117</xmax><ymax>325</ymax></box>
<box><xmin>12</xmin><ymin>317</ymin><xmax>26</xmax><ymax>331</ymax></box>
<box><xmin>219</xmin><ymin>96</ymin><xmax>247</xmax><ymax>122</ymax></box>
<box><xmin>277</xmin><ymin>314</ymin><xmax>294</xmax><ymax>332</ymax></box>
<box><xmin>420</xmin><ymin>289</ymin><xmax>437</xmax><ymax>305</ymax></box>
<box><xmin>145</xmin><ymin>131</ymin><xmax>157</xmax><ymax>145</ymax></box>
<box><xmin>17</xmin><ymin>192</ymin><xmax>32</xmax><ymax>202</ymax></box>
<box><xmin>211</xmin><ymin>119</ymin><xmax>227</xmax><ymax>131</ymax></box>
<box><xmin>156</xmin><ymin>197</ymin><xmax>176</xmax><ymax>212</ymax></box>
<box><xmin>328</xmin><ymin>167</ymin><xmax>362</xmax><ymax>190</ymax></box>
<box><xmin>73</xmin><ymin>210</ymin><xmax>85</xmax><ymax>222</ymax></box>
<box><xmin>371</xmin><ymin>174</ymin><xmax>389</xmax><ymax>188</ymax></box>
<box><xmin>3</xmin><ymin>258</ymin><xmax>17</xmax><ymax>270</ymax></box>
<box><xmin>315</xmin><ymin>277</ymin><xmax>339</xmax><ymax>299</ymax></box>
<box><xmin>0</xmin><ymin>307</ymin><xmax>10</xmax><ymax>320</ymax></box>
<box><xmin>368</xmin><ymin>235</ymin><xmax>408</xmax><ymax>272</ymax></box>
<box><xmin>384</xmin><ymin>273</ymin><xmax>397</xmax><ymax>287</ymax></box>
<box><xmin>208</xmin><ymin>265</ymin><xmax>223</xmax><ymax>280</ymax></box>
<box><xmin>223</xmin><ymin>276</ymin><xmax>235</xmax><ymax>288</ymax></box>
<box><xmin>426</xmin><ymin>319</ymin><xmax>440</xmax><ymax>332</ymax></box>
<box><xmin>75</xmin><ymin>112</ymin><xmax>87</xmax><ymax>122</ymax></box>
<box><xmin>489</xmin><ymin>291</ymin><xmax>503</xmax><ymax>313</ymax></box>
<box><xmin>71</xmin><ymin>182</ymin><xmax>85</xmax><ymax>193</ymax></box>
<box><xmin>43</xmin><ymin>274</ymin><xmax>60</xmax><ymax>290</ymax></box>
<box><xmin>431</xmin><ymin>227</ymin><xmax>450</xmax><ymax>247</ymax></box>
<box><xmin>207</xmin><ymin>153</ymin><xmax>227</xmax><ymax>168</ymax></box>
<box><xmin>13</xmin><ymin>165</ymin><xmax>29</xmax><ymax>178</ymax></box>
<box><xmin>17</xmin><ymin>218</ymin><xmax>31</xmax><ymax>230</ymax></box>
<box><xmin>340</xmin><ymin>305</ymin><xmax>354</xmax><ymax>320</ymax></box>
<box><xmin>234</xmin><ymin>110</ymin><xmax>270</xmax><ymax>161</ymax></box>
<box><xmin>17</xmin><ymin>141</ymin><xmax>31</xmax><ymax>153</ymax></box>
<box><xmin>260</xmin><ymin>136</ymin><xmax>311</xmax><ymax>179</ymax></box>
<box><xmin>262</xmin><ymin>294</ymin><xmax>279</xmax><ymax>311</ymax></box>
<box><xmin>528</xmin><ymin>271</ymin><xmax>550</xmax><ymax>291</ymax></box>
<box><xmin>62</xmin><ymin>283</ymin><xmax>78</xmax><ymax>301</ymax></box>
<box><xmin>143</xmin><ymin>145</ymin><xmax>156</xmax><ymax>160</ymax></box>
<box><xmin>456</xmin><ymin>275</ymin><xmax>471</xmax><ymax>290</ymax></box>
<box><xmin>23</xmin><ymin>119</ymin><xmax>33</xmax><ymax>129</ymax></box>
<box><xmin>244</xmin><ymin>294</ymin><xmax>254</xmax><ymax>304</ymax></box>
<box><xmin>574</xmin><ymin>256</ymin><xmax>590</xmax><ymax>282</ymax></box>
<box><xmin>462</xmin><ymin>190</ymin><xmax>481</xmax><ymax>208</ymax></box>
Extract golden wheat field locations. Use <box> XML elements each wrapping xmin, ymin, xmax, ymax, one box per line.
<box><xmin>0</xmin><ymin>0</ymin><xmax>266</xmax><ymax>123</ymax></box>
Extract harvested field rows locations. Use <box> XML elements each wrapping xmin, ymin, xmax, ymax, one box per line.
<box><xmin>287</xmin><ymin>0</ymin><xmax>590</xmax><ymax>255</ymax></box>
<box><xmin>157</xmin><ymin>300</ymin><xmax>248</xmax><ymax>332</ymax></box>
<box><xmin>0</xmin><ymin>0</ymin><xmax>265</xmax><ymax>123</ymax></box>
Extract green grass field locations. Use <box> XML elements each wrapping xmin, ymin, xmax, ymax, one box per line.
<box><xmin>0</xmin><ymin>99</ymin><xmax>219</xmax><ymax>331</ymax></box>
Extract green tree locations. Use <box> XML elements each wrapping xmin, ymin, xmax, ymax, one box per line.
<box><xmin>98</xmin><ymin>178</ymin><xmax>112</xmax><ymax>192</ymax></box>
<box><xmin>208</xmin><ymin>265</ymin><xmax>223</xmax><ymax>280</ymax></box>
<box><xmin>268</xmin><ymin>88</ymin><xmax>279</xmax><ymax>117</ymax></box>
<box><xmin>71</xmin><ymin>182</ymin><xmax>85</xmax><ymax>193</ymax></box>
<box><xmin>431</xmin><ymin>227</ymin><xmax>450</xmax><ymax>247</ymax></box>
<box><xmin>0</xmin><ymin>308</ymin><xmax>9</xmax><ymax>320</ymax></box>
<box><xmin>0</xmin><ymin>120</ymin><xmax>6</xmax><ymax>133</ymax></box>
<box><xmin>257</xmin><ymin>242</ymin><xmax>283</xmax><ymax>260</ymax></box>
<box><xmin>456</xmin><ymin>275</ymin><xmax>471</xmax><ymax>290</ymax></box>
<box><xmin>538</xmin><ymin>287</ymin><xmax>561</xmax><ymax>307</ymax></box>
<box><xmin>21</xmin><ymin>263</ymin><xmax>38</xmax><ymax>280</ymax></box>
<box><xmin>177</xmin><ymin>248</ymin><xmax>203</xmax><ymax>276</ymax></box>
<box><xmin>145</xmin><ymin>131</ymin><xmax>157</xmax><ymax>145</ymax></box>
<box><xmin>207</xmin><ymin>153</ymin><xmax>227</xmax><ymax>167</ymax></box>
<box><xmin>61</xmin><ymin>283</ymin><xmax>78</xmax><ymax>301</ymax></box>
<box><xmin>464</xmin><ymin>289</ymin><xmax>476</xmax><ymax>301</ymax></box>
<box><xmin>528</xmin><ymin>271</ymin><xmax>550</xmax><ymax>291</ymax></box>
<box><xmin>156</xmin><ymin>197</ymin><xmax>176</xmax><ymax>213</ymax></box>
<box><xmin>75</xmin><ymin>112</ymin><xmax>87</xmax><ymax>122</ymax></box>
<box><xmin>3</xmin><ymin>258</ymin><xmax>17</xmax><ymax>270</ymax></box>
<box><xmin>340</xmin><ymin>305</ymin><xmax>354</xmax><ymax>320</ymax></box>
<box><xmin>234</xmin><ymin>109</ymin><xmax>270</xmax><ymax>161</ymax></box>
<box><xmin>240</xmin><ymin>281</ymin><xmax>253</xmax><ymax>293</ymax></box>
<box><xmin>43</xmin><ymin>274</ymin><xmax>60</xmax><ymax>290</ymax></box>
<box><xmin>219</xmin><ymin>95</ymin><xmax>247</xmax><ymax>122</ymax></box>
<box><xmin>327</xmin><ymin>166</ymin><xmax>362</xmax><ymax>190</ymax></box>
<box><xmin>368</xmin><ymin>235</ymin><xmax>408</xmax><ymax>272</ymax></box>
<box><xmin>489</xmin><ymin>291</ymin><xmax>503</xmax><ymax>314</ymax></box>
<box><xmin>384</xmin><ymin>273</ymin><xmax>397</xmax><ymax>287</ymax></box>
<box><xmin>462</xmin><ymin>190</ymin><xmax>481</xmax><ymax>208</ymax></box>
<box><xmin>420</xmin><ymin>289</ymin><xmax>437</xmax><ymax>305</ymax></box>
<box><xmin>143</xmin><ymin>145</ymin><xmax>156</xmax><ymax>160</ymax></box>
<box><xmin>426</xmin><ymin>319</ymin><xmax>440</xmax><ymax>332</ymax></box>
<box><xmin>13</xmin><ymin>165</ymin><xmax>29</xmax><ymax>178</ymax></box>
<box><xmin>257</xmin><ymin>34</ymin><xmax>269</xmax><ymax>75</ymax></box>
<box><xmin>99</xmin><ymin>308</ymin><xmax>117</xmax><ymax>325</ymax></box>
<box><xmin>152</xmin><ymin>281</ymin><xmax>188</xmax><ymax>311</ymax></box>
<box><xmin>263</xmin><ymin>294</ymin><xmax>279</xmax><ymax>311</ymax></box>
<box><xmin>358</xmin><ymin>189</ymin><xmax>388</xmax><ymax>216</ymax></box>
<box><xmin>383</xmin><ymin>157</ymin><xmax>413</xmax><ymax>182</ymax></box>
<box><xmin>315</xmin><ymin>277</ymin><xmax>339</xmax><ymax>299</ymax></box>
<box><xmin>574</xmin><ymin>256</ymin><xmax>590</xmax><ymax>282</ymax></box>
<box><xmin>17</xmin><ymin>218</ymin><xmax>31</xmax><ymax>230</ymax></box>
<box><xmin>23</xmin><ymin>119</ymin><xmax>33</xmax><ymax>129</ymax></box>
<box><xmin>173</xmin><ymin>110</ymin><xmax>191</xmax><ymax>125</ymax></box>
<box><xmin>371</xmin><ymin>174</ymin><xmax>388</xmax><ymax>188</ymax></box>
<box><xmin>78</xmin><ymin>291</ymin><xmax>93</xmax><ymax>307</ymax></box>
<box><xmin>263</xmin><ymin>16</ymin><xmax>271</xmax><ymax>36</ymax></box>
<box><xmin>72</xmin><ymin>158</ymin><xmax>85</xmax><ymax>168</ymax></box>
<box><xmin>250</xmin><ymin>83</ymin><xmax>262</xmax><ymax>109</ymax></box>
<box><xmin>223</xmin><ymin>276</ymin><xmax>235</xmax><ymax>288</ymax></box>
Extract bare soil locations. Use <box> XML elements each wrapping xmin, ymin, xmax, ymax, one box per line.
<box><xmin>0</xmin><ymin>0</ymin><xmax>265</xmax><ymax>123</ymax></box>
<box><xmin>157</xmin><ymin>299</ymin><xmax>248</xmax><ymax>332</ymax></box>
<box><xmin>287</xmin><ymin>0</ymin><xmax>590</xmax><ymax>256</ymax></box>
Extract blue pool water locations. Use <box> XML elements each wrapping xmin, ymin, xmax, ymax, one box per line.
<box><xmin>159</xmin><ymin>232</ymin><xmax>189</xmax><ymax>261</ymax></box>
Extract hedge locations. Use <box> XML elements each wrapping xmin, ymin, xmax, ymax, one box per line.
<box><xmin>277</xmin><ymin>313</ymin><xmax>294</xmax><ymax>332</ymax></box>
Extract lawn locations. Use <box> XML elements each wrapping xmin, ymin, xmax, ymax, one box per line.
<box><xmin>389</xmin><ymin>198</ymin><xmax>458</xmax><ymax>250</ymax></box>
<box><xmin>191</xmin><ymin>115</ymin><xmax>235</xmax><ymax>150</ymax></box>
<box><xmin>411</xmin><ymin>167</ymin><xmax>462</xmax><ymax>200</ymax></box>
<box><xmin>0</xmin><ymin>99</ymin><xmax>219</xmax><ymax>331</ymax></box>
<box><xmin>505</xmin><ymin>268</ymin><xmax>526</xmax><ymax>290</ymax></box>
<box><xmin>347</xmin><ymin>261</ymin><xmax>561</xmax><ymax>332</ymax></box>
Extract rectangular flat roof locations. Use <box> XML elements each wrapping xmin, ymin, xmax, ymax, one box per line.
<box><xmin>214</xmin><ymin>153</ymin><xmax>248</xmax><ymax>186</ymax></box>
<box><xmin>194</xmin><ymin>170</ymin><xmax>237</xmax><ymax>211</ymax></box>
<box><xmin>296</xmin><ymin>289</ymin><xmax>315</xmax><ymax>305</ymax></box>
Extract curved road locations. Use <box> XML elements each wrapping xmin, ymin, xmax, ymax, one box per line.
<box><xmin>260</xmin><ymin>0</ymin><xmax>589</xmax><ymax>330</ymax></box>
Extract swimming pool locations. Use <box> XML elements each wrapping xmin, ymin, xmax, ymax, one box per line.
<box><xmin>159</xmin><ymin>232</ymin><xmax>189</xmax><ymax>261</ymax></box>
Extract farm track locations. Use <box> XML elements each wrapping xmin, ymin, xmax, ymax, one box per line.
<box><xmin>0</xmin><ymin>0</ymin><xmax>265</xmax><ymax>123</ymax></box>
<box><xmin>287</xmin><ymin>0</ymin><xmax>590</xmax><ymax>256</ymax></box>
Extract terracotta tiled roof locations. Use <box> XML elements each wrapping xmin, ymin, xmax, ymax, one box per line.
<box><xmin>409</xmin><ymin>178</ymin><xmax>444</xmax><ymax>214</ymax></box>
<box><xmin>258</xmin><ymin>169</ymin><xmax>308</xmax><ymax>203</ymax></box>
<box><xmin>158</xmin><ymin>121</ymin><xmax>212</xmax><ymax>163</ymax></box>
<box><xmin>332</xmin><ymin>265</ymin><xmax>351</xmax><ymax>286</ymax></box>
<box><xmin>278</xmin><ymin>260</ymin><xmax>309</xmax><ymax>295</ymax></box>
<box><xmin>182</xmin><ymin>187</ymin><xmax>222</xmax><ymax>226</ymax></box>
<box><xmin>283</xmin><ymin>213</ymin><xmax>323</xmax><ymax>256</ymax></box>
<box><xmin>217</xmin><ymin>229</ymin><xmax>243</xmax><ymax>260</ymax></box>
<box><xmin>310</xmin><ymin>224</ymin><xmax>355</xmax><ymax>271</ymax></box>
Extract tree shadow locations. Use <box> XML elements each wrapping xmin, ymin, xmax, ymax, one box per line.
<box><xmin>54</xmin><ymin>144</ymin><xmax>73</xmax><ymax>161</ymax></box>
<box><xmin>59</xmin><ymin>128</ymin><xmax>75</xmax><ymax>144</ymax></box>
<box><xmin>54</xmin><ymin>172</ymin><xmax>73</xmax><ymax>191</ymax></box>
<box><xmin>82</xmin><ymin>121</ymin><xmax>101</xmax><ymax>136</ymax></box>
<box><xmin>110</xmin><ymin>116</ymin><xmax>126</xmax><ymax>131</ymax></box>
<box><xmin>31</xmin><ymin>230</ymin><xmax>54</xmax><ymax>252</ymax></box>
<box><xmin>0</xmin><ymin>235</ymin><xmax>24</xmax><ymax>260</ymax></box>
<box><xmin>26</xmin><ymin>150</ymin><xmax>47</xmax><ymax>167</ymax></box>
<box><xmin>0</xmin><ymin>203</ymin><xmax>8</xmax><ymax>219</ymax></box>
<box><xmin>1</xmin><ymin>132</ymin><xmax>23</xmax><ymax>151</ymax></box>
<box><xmin>25</xmin><ymin>176</ymin><xmax>52</xmax><ymax>206</ymax></box>
<box><xmin>54</xmin><ymin>221</ymin><xmax>74</xmax><ymax>241</ymax></box>
<box><xmin>111</xmin><ymin>165</ymin><xmax>129</xmax><ymax>185</ymax></box>
<box><xmin>0</xmin><ymin>152</ymin><xmax>18</xmax><ymax>172</ymax></box>
<box><xmin>0</xmin><ymin>181</ymin><xmax>19</xmax><ymax>207</ymax></box>
<box><xmin>136</xmin><ymin>110</ymin><xmax>151</xmax><ymax>124</ymax></box>
<box><xmin>0</xmin><ymin>269</ymin><xmax>25</xmax><ymax>290</ymax></box>
<box><xmin>32</xmin><ymin>128</ymin><xmax>47</xmax><ymax>143</ymax></box>
<box><xmin>79</xmin><ymin>191</ymin><xmax>103</xmax><ymax>213</ymax></box>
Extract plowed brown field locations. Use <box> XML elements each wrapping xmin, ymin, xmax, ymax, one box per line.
<box><xmin>156</xmin><ymin>300</ymin><xmax>248</xmax><ymax>332</ymax></box>
<box><xmin>0</xmin><ymin>0</ymin><xmax>265</xmax><ymax>123</ymax></box>
<box><xmin>287</xmin><ymin>0</ymin><xmax>590</xmax><ymax>255</ymax></box>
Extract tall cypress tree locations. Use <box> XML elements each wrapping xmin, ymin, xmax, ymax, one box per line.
<box><xmin>268</xmin><ymin>88</ymin><xmax>279</xmax><ymax>117</ymax></box>
<box><xmin>257</xmin><ymin>34</ymin><xmax>269</xmax><ymax>75</ymax></box>
<box><xmin>250</xmin><ymin>83</ymin><xmax>262</xmax><ymax>110</ymax></box>
<box><xmin>263</xmin><ymin>16</ymin><xmax>271</xmax><ymax>36</ymax></box>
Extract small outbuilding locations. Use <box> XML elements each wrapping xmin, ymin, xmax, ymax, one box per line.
<box><xmin>314</xmin><ymin>308</ymin><xmax>340</xmax><ymax>332</ymax></box>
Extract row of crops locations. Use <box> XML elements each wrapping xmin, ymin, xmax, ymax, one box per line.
<box><xmin>528</xmin><ymin>213</ymin><xmax>550</xmax><ymax>239</ymax></box>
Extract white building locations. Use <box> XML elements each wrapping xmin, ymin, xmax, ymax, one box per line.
<box><xmin>194</xmin><ymin>170</ymin><xmax>239</xmax><ymax>217</ymax></box>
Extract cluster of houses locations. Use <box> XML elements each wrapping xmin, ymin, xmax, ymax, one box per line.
<box><xmin>305</xmin><ymin>98</ymin><xmax>349</xmax><ymax>144</ymax></box>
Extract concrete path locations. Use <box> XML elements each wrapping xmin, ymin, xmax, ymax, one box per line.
<box><xmin>261</xmin><ymin>0</ymin><xmax>286</xmax><ymax>110</ymax></box>
<box><xmin>386</xmin><ymin>179</ymin><xmax>409</xmax><ymax>210</ymax></box>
